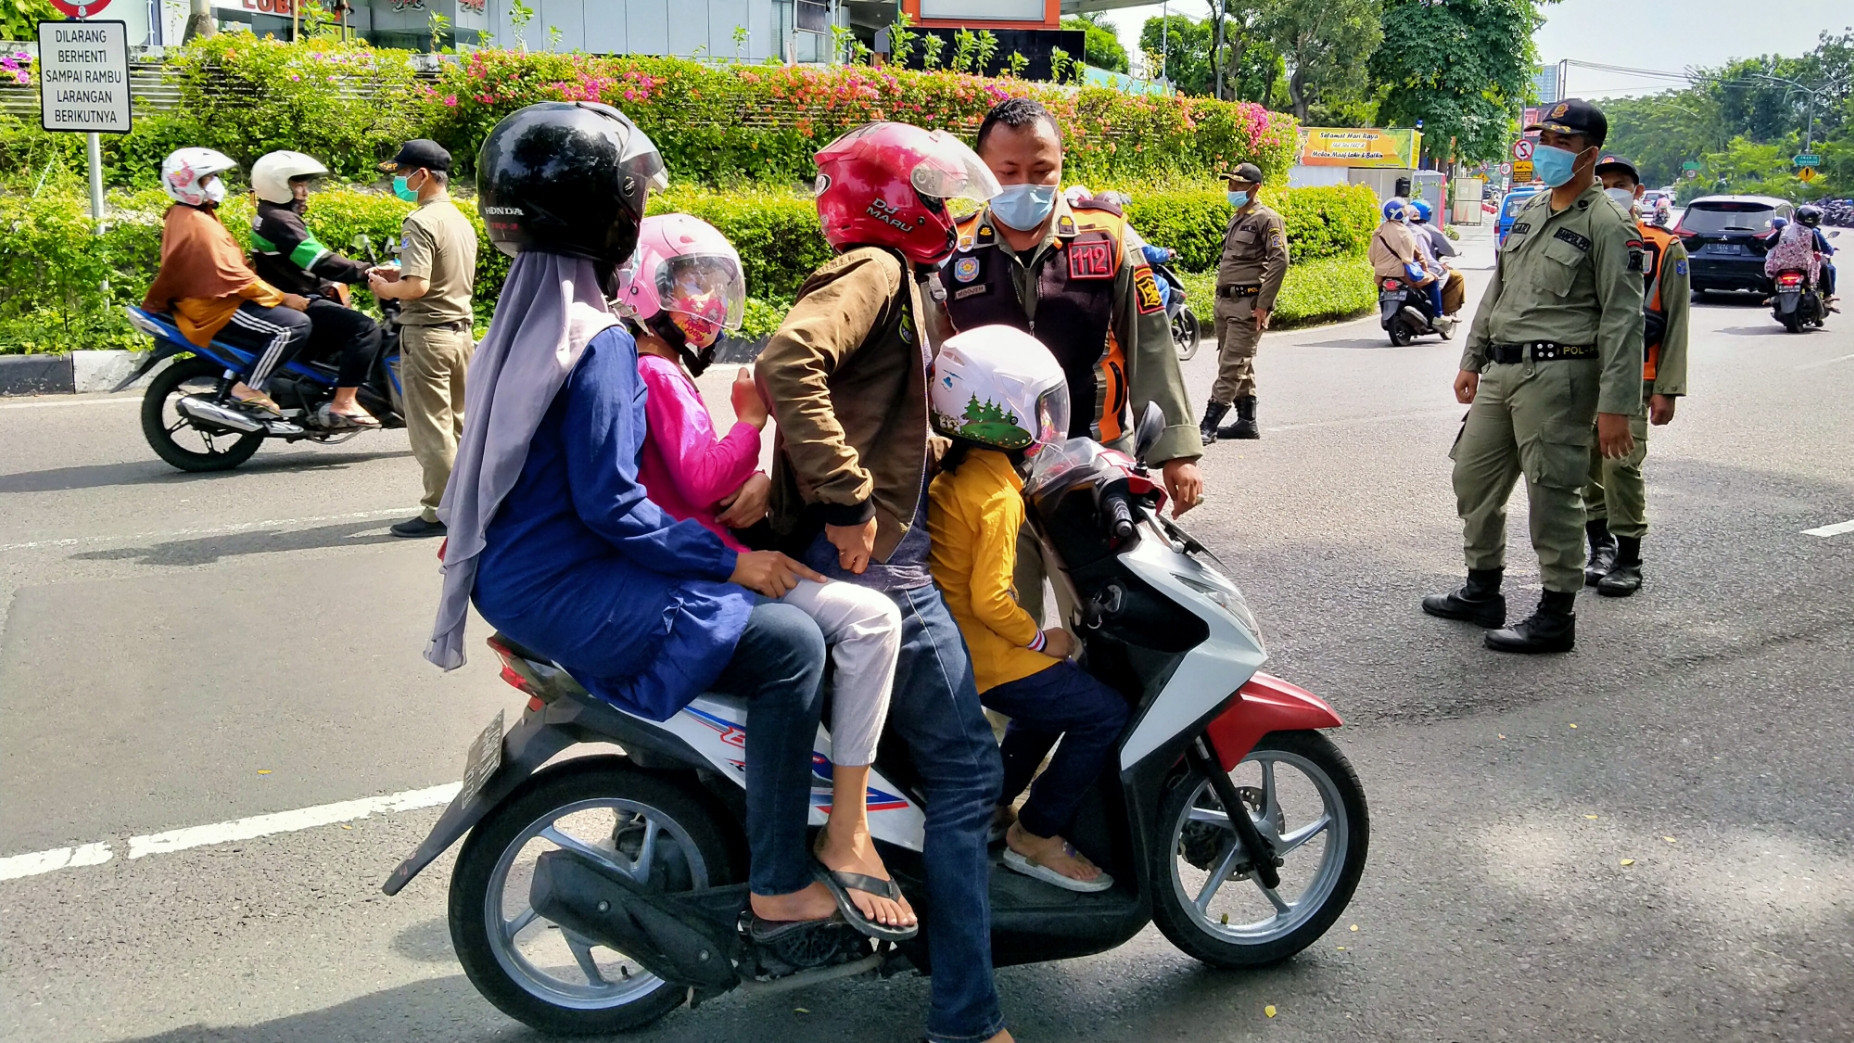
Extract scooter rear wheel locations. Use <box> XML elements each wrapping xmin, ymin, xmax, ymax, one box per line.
<box><xmin>1172</xmin><ymin>308</ymin><xmax>1201</xmax><ymax>361</ymax></box>
<box><xmin>1151</xmin><ymin>730</ymin><xmax>1369</xmax><ymax>968</ymax></box>
<box><xmin>449</xmin><ymin>761</ymin><xmax>738</xmax><ymax>1035</ymax></box>
<box><xmin>1388</xmin><ymin>317</ymin><xmax>1417</xmax><ymax>347</ymax></box>
<box><xmin>140</xmin><ymin>357</ymin><xmax>265</xmax><ymax>472</ymax></box>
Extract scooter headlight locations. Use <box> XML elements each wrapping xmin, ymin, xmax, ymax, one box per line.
<box><xmin>1174</xmin><ymin>571</ymin><xmax>1264</xmax><ymax>648</ymax></box>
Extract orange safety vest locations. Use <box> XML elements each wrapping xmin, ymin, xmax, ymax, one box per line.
<box><xmin>1637</xmin><ymin>222</ymin><xmax>1679</xmax><ymax>381</ymax></box>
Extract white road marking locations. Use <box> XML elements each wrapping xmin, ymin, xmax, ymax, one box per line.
<box><xmin>1794</xmin><ymin>352</ymin><xmax>1854</xmax><ymax>371</ymax></box>
<box><xmin>0</xmin><ymin>395</ymin><xmax>141</xmax><ymax>411</ymax></box>
<box><xmin>0</xmin><ymin>842</ymin><xmax>113</xmax><ymax>882</ymax></box>
<box><xmin>1803</xmin><ymin>519</ymin><xmax>1854</xmax><ymax>538</ymax></box>
<box><xmin>0</xmin><ymin>782</ymin><xmax>461</xmax><ymax>883</ymax></box>
<box><xmin>0</xmin><ymin>507</ymin><xmax>419</xmax><ymax>554</ymax></box>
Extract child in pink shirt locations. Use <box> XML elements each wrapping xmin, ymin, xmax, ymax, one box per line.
<box><xmin>620</xmin><ymin>215</ymin><xmax>915</xmax><ymax>940</ymax></box>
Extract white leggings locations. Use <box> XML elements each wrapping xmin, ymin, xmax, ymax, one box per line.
<box><xmin>779</xmin><ymin>578</ymin><xmax>901</xmax><ymax>768</ymax></box>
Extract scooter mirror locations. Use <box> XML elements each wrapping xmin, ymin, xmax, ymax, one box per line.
<box><xmin>1134</xmin><ymin>401</ymin><xmax>1166</xmax><ymax>465</ymax></box>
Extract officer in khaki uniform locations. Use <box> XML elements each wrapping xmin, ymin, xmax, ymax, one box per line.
<box><xmin>1422</xmin><ymin>100</ymin><xmax>1645</xmax><ymax>654</ymax></box>
<box><xmin>1582</xmin><ymin>154</ymin><xmax>1690</xmax><ymax>597</ymax></box>
<box><xmin>1201</xmin><ymin>163</ymin><xmax>1289</xmax><ymax>442</ymax></box>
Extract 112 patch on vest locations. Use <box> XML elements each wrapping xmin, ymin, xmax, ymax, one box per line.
<box><xmin>1133</xmin><ymin>265</ymin><xmax>1163</xmax><ymax>314</ymax></box>
<box><xmin>1068</xmin><ymin>238</ymin><xmax>1115</xmax><ymax>280</ymax></box>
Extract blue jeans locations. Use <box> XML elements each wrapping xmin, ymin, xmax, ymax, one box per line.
<box><xmin>886</xmin><ymin>584</ymin><xmax>1006</xmax><ymax>1043</ymax></box>
<box><xmin>981</xmin><ymin>660</ymin><xmax>1130</xmax><ymax>840</ymax></box>
<box><xmin>1426</xmin><ymin>280</ymin><xmax>1446</xmax><ymax>319</ymax></box>
<box><xmin>708</xmin><ymin>601</ymin><xmax>828</xmax><ymax>897</ymax></box>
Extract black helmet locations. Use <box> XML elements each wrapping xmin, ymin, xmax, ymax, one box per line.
<box><xmin>1796</xmin><ymin>204</ymin><xmax>1822</xmax><ymax>227</ymax></box>
<box><xmin>476</xmin><ymin>102</ymin><xmax>668</xmax><ymax>267</ymax></box>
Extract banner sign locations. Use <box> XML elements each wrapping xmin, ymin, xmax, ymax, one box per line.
<box><xmin>1296</xmin><ymin>127</ymin><xmax>1421</xmax><ymax>169</ymax></box>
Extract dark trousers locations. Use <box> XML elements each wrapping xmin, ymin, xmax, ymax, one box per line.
<box><xmin>707</xmin><ymin>601</ymin><xmax>828</xmax><ymax>897</ymax></box>
<box><xmin>304</xmin><ymin>298</ymin><xmax>382</xmax><ymax>388</ymax></box>
<box><xmin>884</xmin><ymin>584</ymin><xmax>1006</xmax><ymax>1043</ymax></box>
<box><xmin>214</xmin><ymin>301</ymin><xmax>312</xmax><ymax>392</ymax></box>
<box><xmin>981</xmin><ymin>660</ymin><xmax>1130</xmax><ymax>840</ymax></box>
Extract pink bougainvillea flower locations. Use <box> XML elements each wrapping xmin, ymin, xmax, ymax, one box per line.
<box><xmin>444</xmin><ymin>94</ymin><xmax>458</xmax><ymax>107</ymax></box>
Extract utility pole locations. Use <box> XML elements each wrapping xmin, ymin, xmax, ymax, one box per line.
<box><xmin>1212</xmin><ymin>0</ymin><xmax>1224</xmax><ymax>100</ymax></box>
<box><xmin>183</xmin><ymin>0</ymin><xmax>215</xmax><ymax>42</ymax></box>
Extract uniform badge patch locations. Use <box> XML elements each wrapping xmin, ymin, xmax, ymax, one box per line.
<box><xmin>1553</xmin><ymin>228</ymin><xmax>1593</xmax><ymax>252</ymax></box>
<box><xmin>1068</xmin><ymin>240</ymin><xmax>1115</xmax><ymax>280</ymax></box>
<box><xmin>1510</xmin><ymin>221</ymin><xmax>1531</xmax><ymax>236</ymax></box>
<box><xmin>1625</xmin><ymin>238</ymin><xmax>1645</xmax><ymax>272</ymax></box>
<box><xmin>954</xmin><ymin>284</ymin><xmax>988</xmax><ymax>300</ymax></box>
<box><xmin>1675</xmin><ymin>259</ymin><xmax>1688</xmax><ymax>276</ymax></box>
<box><xmin>1133</xmin><ymin>265</ymin><xmax>1163</xmax><ymax>314</ymax></box>
<box><xmin>952</xmin><ymin>256</ymin><xmax>980</xmax><ymax>283</ymax></box>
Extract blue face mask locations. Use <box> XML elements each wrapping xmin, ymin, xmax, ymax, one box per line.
<box><xmin>1532</xmin><ymin>144</ymin><xmax>1587</xmax><ymax>188</ymax></box>
<box><xmin>393</xmin><ymin>173</ymin><xmax>420</xmax><ymax>202</ymax></box>
<box><xmin>1228</xmin><ymin>190</ymin><xmax>1250</xmax><ymax>208</ymax></box>
<box><xmin>991</xmin><ymin>183</ymin><xmax>1057</xmax><ymax>231</ymax></box>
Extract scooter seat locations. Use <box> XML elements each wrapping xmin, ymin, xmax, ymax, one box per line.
<box><xmin>125</xmin><ymin>306</ymin><xmax>278</xmax><ymax>360</ymax></box>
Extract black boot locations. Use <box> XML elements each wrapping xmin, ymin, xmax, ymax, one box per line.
<box><xmin>1218</xmin><ymin>395</ymin><xmax>1260</xmax><ymax>439</ymax></box>
<box><xmin>1584</xmin><ymin>519</ymin><xmax>1618</xmax><ymax>586</ymax></box>
<box><xmin>1597</xmin><ymin>537</ymin><xmax>1642</xmax><ymax>597</ymax></box>
<box><xmin>1421</xmin><ymin>568</ymin><xmax>1506</xmax><ymax>628</ymax></box>
<box><xmin>1485</xmin><ymin>590</ymin><xmax>1577</xmax><ymax>654</ymax></box>
<box><xmin>1198</xmin><ymin>401</ymin><xmax>1230</xmax><ymax>444</ymax></box>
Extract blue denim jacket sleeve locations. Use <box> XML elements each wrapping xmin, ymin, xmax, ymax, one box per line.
<box><xmin>562</xmin><ymin>328</ymin><xmax>739</xmax><ymax>583</ymax></box>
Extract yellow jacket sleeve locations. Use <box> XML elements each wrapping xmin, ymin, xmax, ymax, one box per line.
<box><xmin>966</xmin><ymin>486</ymin><xmax>1041</xmax><ymax>648</ymax></box>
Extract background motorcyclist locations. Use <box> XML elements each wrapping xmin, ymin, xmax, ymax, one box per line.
<box><xmin>249</xmin><ymin>150</ymin><xmax>383</xmax><ymax>428</ymax></box>
<box><xmin>1368</xmin><ymin>199</ymin><xmax>1451</xmax><ymax>335</ymax></box>
<box><xmin>141</xmin><ymin>148</ymin><xmax>312</xmax><ymax>416</ymax></box>
<box><xmin>1410</xmin><ymin>199</ymin><xmax>1466</xmax><ymax>321</ymax></box>
<box><xmin>1795</xmin><ymin>204</ymin><xmax>1838</xmax><ymax>305</ymax></box>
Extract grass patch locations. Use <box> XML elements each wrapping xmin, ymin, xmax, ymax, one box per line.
<box><xmin>1176</xmin><ymin>255</ymin><xmax>1375</xmax><ymax>331</ymax></box>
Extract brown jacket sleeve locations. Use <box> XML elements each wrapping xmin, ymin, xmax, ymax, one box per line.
<box><xmin>1256</xmin><ymin>212</ymin><xmax>1290</xmax><ymax>312</ymax></box>
<box><xmin>758</xmin><ymin>248</ymin><xmax>903</xmax><ymax>516</ymax></box>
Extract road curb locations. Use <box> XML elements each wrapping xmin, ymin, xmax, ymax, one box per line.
<box><xmin>1</xmin><ymin>350</ymin><xmax>167</xmax><ymax>397</ymax></box>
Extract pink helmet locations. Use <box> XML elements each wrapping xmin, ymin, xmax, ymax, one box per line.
<box><xmin>613</xmin><ymin>213</ymin><xmax>746</xmax><ymax>349</ymax></box>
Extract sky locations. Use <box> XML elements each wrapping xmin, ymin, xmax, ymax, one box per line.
<box><xmin>1107</xmin><ymin>0</ymin><xmax>1853</xmax><ymax>98</ymax></box>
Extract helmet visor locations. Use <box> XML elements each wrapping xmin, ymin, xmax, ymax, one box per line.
<box><xmin>620</xmin><ymin>122</ymin><xmax>670</xmax><ymax>193</ymax></box>
<box><xmin>655</xmin><ymin>253</ymin><xmax>746</xmax><ymax>335</ymax></box>
<box><xmin>910</xmin><ymin>132</ymin><xmax>1002</xmax><ymax>205</ymax></box>
<box><xmin>1032</xmin><ymin>382</ymin><xmax>1070</xmax><ymax>451</ymax></box>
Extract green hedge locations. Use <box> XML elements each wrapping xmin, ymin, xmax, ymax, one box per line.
<box><xmin>1176</xmin><ymin>257</ymin><xmax>1377</xmax><ymax>331</ymax></box>
<box><xmin>1123</xmin><ymin>182</ymin><xmax>1380</xmax><ymax>272</ymax></box>
<box><xmin>3</xmin><ymin>35</ymin><xmax>1295</xmax><ymax>191</ymax></box>
<box><xmin>0</xmin><ymin>181</ymin><xmax>1374</xmax><ymax>354</ymax></box>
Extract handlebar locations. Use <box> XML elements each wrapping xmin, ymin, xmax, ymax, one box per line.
<box><xmin>1101</xmin><ymin>489</ymin><xmax>1136</xmax><ymax>542</ymax></box>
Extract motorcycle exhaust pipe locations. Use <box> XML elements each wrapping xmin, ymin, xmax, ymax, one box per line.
<box><xmin>528</xmin><ymin>849</ymin><xmax>742</xmax><ymax>992</ymax></box>
<box><xmin>175</xmin><ymin>396</ymin><xmax>265</xmax><ymax>434</ymax></box>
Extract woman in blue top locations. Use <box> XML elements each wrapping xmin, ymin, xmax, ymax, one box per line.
<box><xmin>425</xmin><ymin>102</ymin><xmax>845</xmax><ymax>931</ymax></box>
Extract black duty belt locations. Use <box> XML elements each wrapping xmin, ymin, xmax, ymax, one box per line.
<box><xmin>404</xmin><ymin>319</ymin><xmax>470</xmax><ymax>332</ymax></box>
<box><xmin>1488</xmin><ymin>342</ymin><xmax>1597</xmax><ymax>364</ymax></box>
<box><xmin>1217</xmin><ymin>284</ymin><xmax>1261</xmax><ymax>299</ymax></box>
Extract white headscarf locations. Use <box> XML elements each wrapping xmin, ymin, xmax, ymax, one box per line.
<box><xmin>426</xmin><ymin>252</ymin><xmax>620</xmax><ymax>670</ymax></box>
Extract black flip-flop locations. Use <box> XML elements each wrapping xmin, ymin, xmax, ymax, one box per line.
<box><xmin>812</xmin><ymin>859</ymin><xmax>919</xmax><ymax>942</ymax></box>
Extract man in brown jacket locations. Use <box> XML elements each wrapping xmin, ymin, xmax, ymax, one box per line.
<box><xmin>757</xmin><ymin>121</ymin><xmax>1013</xmax><ymax>1043</ymax></box>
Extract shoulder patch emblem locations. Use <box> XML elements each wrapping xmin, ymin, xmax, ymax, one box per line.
<box><xmin>1675</xmin><ymin>259</ymin><xmax>1688</xmax><ymax>276</ymax></box>
<box><xmin>952</xmin><ymin>256</ymin><xmax>980</xmax><ymax>283</ymax></box>
<box><xmin>957</xmin><ymin>235</ymin><xmax>974</xmax><ymax>253</ymax></box>
<box><xmin>1553</xmin><ymin>228</ymin><xmax>1593</xmax><ymax>252</ymax></box>
<box><xmin>1133</xmin><ymin>265</ymin><xmax>1163</xmax><ymax>314</ymax></box>
<box><xmin>1056</xmin><ymin>214</ymin><xmax>1078</xmax><ymax>238</ymax></box>
<box><xmin>1068</xmin><ymin>239</ymin><xmax>1115</xmax><ymax>280</ymax></box>
<box><xmin>976</xmin><ymin>223</ymin><xmax>996</xmax><ymax>244</ymax></box>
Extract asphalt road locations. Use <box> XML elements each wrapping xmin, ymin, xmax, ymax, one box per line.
<box><xmin>3</xmin><ymin>229</ymin><xmax>1852</xmax><ymax>1043</ymax></box>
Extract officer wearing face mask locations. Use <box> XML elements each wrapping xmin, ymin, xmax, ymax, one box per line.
<box><xmin>1201</xmin><ymin>164</ymin><xmax>1288</xmax><ymax>441</ymax></box>
<box><xmin>1423</xmin><ymin>99</ymin><xmax>1645</xmax><ymax>655</ymax></box>
<box><xmin>946</xmin><ymin>97</ymin><xmax>1204</xmax><ymax>622</ymax></box>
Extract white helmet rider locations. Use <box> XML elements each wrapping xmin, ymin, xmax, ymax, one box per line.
<box><xmin>929</xmin><ymin>325</ymin><xmax>1070</xmax><ymax>453</ymax></box>
<box><xmin>250</xmin><ymin>150</ymin><xmax>330</xmax><ymax>206</ymax></box>
<box><xmin>160</xmin><ymin>148</ymin><xmax>237</xmax><ymax>207</ymax></box>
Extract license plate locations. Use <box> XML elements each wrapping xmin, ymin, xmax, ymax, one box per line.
<box><xmin>1710</xmin><ymin>243</ymin><xmax>1742</xmax><ymax>255</ymax></box>
<box><xmin>458</xmin><ymin>710</ymin><xmax>506</xmax><ymax>807</ymax></box>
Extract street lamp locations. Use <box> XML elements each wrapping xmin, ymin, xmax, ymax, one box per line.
<box><xmin>1751</xmin><ymin>73</ymin><xmax>1833</xmax><ymax>151</ymax></box>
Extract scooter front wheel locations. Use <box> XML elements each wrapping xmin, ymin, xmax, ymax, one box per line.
<box><xmin>1151</xmin><ymin>730</ymin><xmax>1368</xmax><ymax>968</ymax></box>
<box><xmin>448</xmin><ymin>762</ymin><xmax>738</xmax><ymax>1035</ymax></box>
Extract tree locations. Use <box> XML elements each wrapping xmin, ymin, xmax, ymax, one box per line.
<box><xmin>1141</xmin><ymin>12</ymin><xmax>1283</xmax><ymax>103</ymax></box>
<box><xmin>1256</xmin><ymin>0</ymin><xmax>1382</xmax><ymax>122</ymax></box>
<box><xmin>1205</xmin><ymin>0</ymin><xmax>1269</xmax><ymax>101</ymax></box>
<box><xmin>1060</xmin><ymin>16</ymin><xmax>1128</xmax><ymax>74</ymax></box>
<box><xmin>1370</xmin><ymin>0</ymin><xmax>1557</xmax><ymax>166</ymax></box>
<box><xmin>183</xmin><ymin>0</ymin><xmax>217</xmax><ymax>42</ymax></box>
<box><xmin>0</xmin><ymin>0</ymin><xmax>57</xmax><ymax>41</ymax></box>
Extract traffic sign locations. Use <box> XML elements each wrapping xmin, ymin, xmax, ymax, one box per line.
<box><xmin>1511</xmin><ymin>139</ymin><xmax>1535</xmax><ymax>161</ymax></box>
<box><xmin>48</xmin><ymin>0</ymin><xmax>112</xmax><ymax>15</ymax></box>
<box><xmin>1793</xmin><ymin>153</ymin><xmax>1821</xmax><ymax>168</ymax></box>
<box><xmin>1512</xmin><ymin>160</ymin><xmax>1535</xmax><ymax>182</ymax></box>
<box><xmin>1499</xmin><ymin>162</ymin><xmax>1513</xmax><ymax>175</ymax></box>
<box><xmin>37</xmin><ymin>19</ymin><xmax>131</xmax><ymax>135</ymax></box>
<box><xmin>1684</xmin><ymin>169</ymin><xmax>1699</xmax><ymax>180</ymax></box>
<box><xmin>1681</xmin><ymin>160</ymin><xmax>1701</xmax><ymax>170</ymax></box>
<box><xmin>1798</xmin><ymin>167</ymin><xmax>1816</xmax><ymax>183</ymax></box>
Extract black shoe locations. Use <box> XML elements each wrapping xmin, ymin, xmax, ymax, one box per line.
<box><xmin>1421</xmin><ymin>568</ymin><xmax>1506</xmax><ymax>628</ymax></box>
<box><xmin>391</xmin><ymin>516</ymin><xmax>446</xmax><ymax>539</ymax></box>
<box><xmin>1597</xmin><ymin>563</ymin><xmax>1642</xmax><ymax>597</ymax></box>
<box><xmin>1485</xmin><ymin>591</ymin><xmax>1576</xmax><ymax>654</ymax></box>
<box><xmin>1199</xmin><ymin>401</ymin><xmax>1231</xmax><ymax>445</ymax></box>
<box><xmin>1584</xmin><ymin>520</ymin><xmax>1618</xmax><ymax>586</ymax></box>
<box><xmin>1217</xmin><ymin>396</ymin><xmax>1260</xmax><ymax>440</ymax></box>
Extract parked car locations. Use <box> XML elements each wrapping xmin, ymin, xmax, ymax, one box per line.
<box><xmin>1676</xmin><ymin>195</ymin><xmax>1795</xmax><ymax>294</ymax></box>
<box><xmin>1496</xmin><ymin>186</ymin><xmax>1545</xmax><ymax>244</ymax></box>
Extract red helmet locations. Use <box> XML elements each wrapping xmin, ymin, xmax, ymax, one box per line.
<box><xmin>814</xmin><ymin>122</ymin><xmax>1000</xmax><ymax>267</ymax></box>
